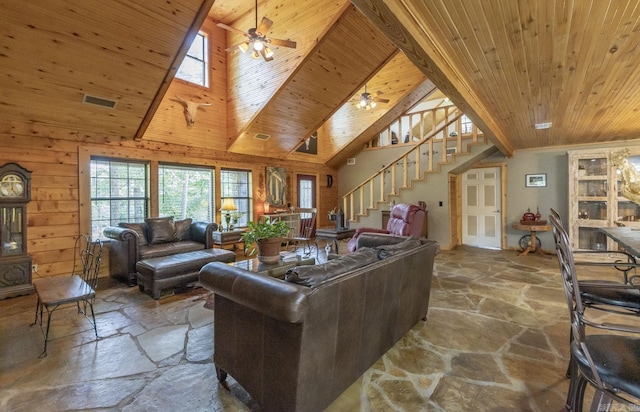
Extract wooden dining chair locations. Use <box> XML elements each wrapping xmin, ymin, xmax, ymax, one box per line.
<box><xmin>550</xmin><ymin>213</ymin><xmax>640</xmax><ymax>410</ymax></box>
<box><xmin>31</xmin><ymin>235</ymin><xmax>103</xmax><ymax>357</ymax></box>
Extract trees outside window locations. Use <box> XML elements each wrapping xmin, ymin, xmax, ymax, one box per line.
<box><xmin>159</xmin><ymin>164</ymin><xmax>214</xmax><ymax>221</ymax></box>
<box><xmin>220</xmin><ymin>169</ymin><xmax>252</xmax><ymax>227</ymax></box>
<box><xmin>90</xmin><ymin>158</ymin><xmax>148</xmax><ymax>240</ymax></box>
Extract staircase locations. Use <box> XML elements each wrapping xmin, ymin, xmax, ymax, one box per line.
<box><xmin>342</xmin><ymin>105</ymin><xmax>492</xmax><ymax>222</ymax></box>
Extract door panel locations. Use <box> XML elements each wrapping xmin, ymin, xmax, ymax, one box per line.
<box><xmin>462</xmin><ymin>167</ymin><xmax>501</xmax><ymax>249</ymax></box>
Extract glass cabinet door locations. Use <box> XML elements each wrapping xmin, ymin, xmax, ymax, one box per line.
<box><xmin>1</xmin><ymin>206</ymin><xmax>24</xmax><ymax>256</ymax></box>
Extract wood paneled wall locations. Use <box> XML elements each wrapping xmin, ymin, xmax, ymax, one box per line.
<box><xmin>0</xmin><ymin>120</ymin><xmax>337</xmax><ymax>282</ymax></box>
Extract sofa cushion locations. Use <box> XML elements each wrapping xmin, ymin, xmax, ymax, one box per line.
<box><xmin>175</xmin><ymin>218</ymin><xmax>193</xmax><ymax>241</ymax></box>
<box><xmin>376</xmin><ymin>236</ymin><xmax>422</xmax><ymax>259</ymax></box>
<box><xmin>146</xmin><ymin>217</ymin><xmax>177</xmax><ymax>244</ymax></box>
<box><xmin>139</xmin><ymin>240</ymin><xmax>205</xmax><ymax>260</ymax></box>
<box><xmin>285</xmin><ymin>247</ymin><xmax>379</xmax><ymax>288</ymax></box>
<box><xmin>119</xmin><ymin>222</ymin><xmax>148</xmax><ymax>246</ymax></box>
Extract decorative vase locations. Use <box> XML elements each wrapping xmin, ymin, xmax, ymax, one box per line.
<box><xmin>256</xmin><ymin>237</ymin><xmax>283</xmax><ymax>264</ymax></box>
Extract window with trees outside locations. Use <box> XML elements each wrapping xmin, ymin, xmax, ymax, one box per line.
<box><xmin>220</xmin><ymin>169</ymin><xmax>252</xmax><ymax>227</ymax></box>
<box><xmin>159</xmin><ymin>164</ymin><xmax>214</xmax><ymax>221</ymax></box>
<box><xmin>176</xmin><ymin>32</ymin><xmax>209</xmax><ymax>87</ymax></box>
<box><xmin>90</xmin><ymin>158</ymin><xmax>149</xmax><ymax>241</ymax></box>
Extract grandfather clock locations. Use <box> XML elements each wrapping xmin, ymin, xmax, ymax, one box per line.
<box><xmin>0</xmin><ymin>163</ymin><xmax>33</xmax><ymax>299</ymax></box>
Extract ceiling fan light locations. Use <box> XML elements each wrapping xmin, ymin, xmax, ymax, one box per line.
<box><xmin>371</xmin><ymin>101</ymin><xmax>377</xmax><ymax>108</ymax></box>
<box><xmin>264</xmin><ymin>46</ymin><xmax>274</xmax><ymax>59</ymax></box>
<box><xmin>238</xmin><ymin>43</ymin><xmax>249</xmax><ymax>53</ymax></box>
<box><xmin>251</xmin><ymin>50</ymin><xmax>260</xmax><ymax>59</ymax></box>
<box><xmin>253</xmin><ymin>39</ymin><xmax>264</xmax><ymax>51</ymax></box>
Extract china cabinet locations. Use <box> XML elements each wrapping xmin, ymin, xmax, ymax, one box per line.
<box><xmin>0</xmin><ymin>162</ymin><xmax>33</xmax><ymax>299</ymax></box>
<box><xmin>568</xmin><ymin>148</ymin><xmax>640</xmax><ymax>252</ymax></box>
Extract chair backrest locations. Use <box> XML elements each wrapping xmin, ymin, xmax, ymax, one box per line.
<box><xmin>549</xmin><ymin>210</ymin><xmax>610</xmax><ymax>390</ymax></box>
<box><xmin>386</xmin><ymin>203</ymin><xmax>426</xmax><ymax>237</ymax></box>
<box><xmin>72</xmin><ymin>234</ymin><xmax>103</xmax><ymax>289</ymax></box>
<box><xmin>295</xmin><ymin>208</ymin><xmax>317</xmax><ymax>239</ymax></box>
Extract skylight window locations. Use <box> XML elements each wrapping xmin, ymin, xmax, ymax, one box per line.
<box><xmin>176</xmin><ymin>32</ymin><xmax>209</xmax><ymax>87</ymax></box>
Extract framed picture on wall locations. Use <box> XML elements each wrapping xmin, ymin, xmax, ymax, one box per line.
<box><xmin>525</xmin><ymin>173</ymin><xmax>547</xmax><ymax>187</ymax></box>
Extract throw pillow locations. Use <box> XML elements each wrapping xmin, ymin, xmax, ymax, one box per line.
<box><xmin>175</xmin><ymin>218</ymin><xmax>192</xmax><ymax>241</ymax></box>
<box><xmin>285</xmin><ymin>247</ymin><xmax>379</xmax><ymax>288</ymax></box>
<box><xmin>119</xmin><ymin>222</ymin><xmax>148</xmax><ymax>246</ymax></box>
<box><xmin>376</xmin><ymin>236</ymin><xmax>422</xmax><ymax>259</ymax></box>
<box><xmin>145</xmin><ymin>217</ymin><xmax>177</xmax><ymax>244</ymax></box>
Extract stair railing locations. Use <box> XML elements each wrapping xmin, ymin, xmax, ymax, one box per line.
<box><xmin>343</xmin><ymin>109</ymin><xmax>485</xmax><ymax>221</ymax></box>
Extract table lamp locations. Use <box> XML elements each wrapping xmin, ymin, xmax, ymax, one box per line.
<box><xmin>220</xmin><ymin>198</ymin><xmax>237</xmax><ymax>231</ymax></box>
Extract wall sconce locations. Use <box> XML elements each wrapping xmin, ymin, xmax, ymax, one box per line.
<box><xmin>264</xmin><ymin>202</ymin><xmax>270</xmax><ymax>214</ymax></box>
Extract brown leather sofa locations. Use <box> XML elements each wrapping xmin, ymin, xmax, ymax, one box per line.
<box><xmin>103</xmin><ymin>217</ymin><xmax>218</xmax><ymax>286</ymax></box>
<box><xmin>199</xmin><ymin>234</ymin><xmax>440</xmax><ymax>412</ymax></box>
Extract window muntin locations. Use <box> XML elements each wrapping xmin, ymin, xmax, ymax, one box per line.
<box><xmin>90</xmin><ymin>158</ymin><xmax>149</xmax><ymax>241</ymax></box>
<box><xmin>176</xmin><ymin>32</ymin><xmax>209</xmax><ymax>87</ymax></box>
<box><xmin>461</xmin><ymin>114</ymin><xmax>473</xmax><ymax>134</ymax></box>
<box><xmin>159</xmin><ymin>164</ymin><xmax>214</xmax><ymax>221</ymax></box>
<box><xmin>220</xmin><ymin>169</ymin><xmax>252</xmax><ymax>227</ymax></box>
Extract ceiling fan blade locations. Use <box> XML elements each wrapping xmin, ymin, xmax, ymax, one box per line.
<box><xmin>257</xmin><ymin>17</ymin><xmax>274</xmax><ymax>36</ymax></box>
<box><xmin>373</xmin><ymin>97</ymin><xmax>390</xmax><ymax>103</ymax></box>
<box><xmin>226</xmin><ymin>41</ymin><xmax>250</xmax><ymax>53</ymax></box>
<box><xmin>269</xmin><ymin>38</ymin><xmax>297</xmax><ymax>48</ymax></box>
<box><xmin>260</xmin><ymin>48</ymin><xmax>274</xmax><ymax>62</ymax></box>
<box><xmin>216</xmin><ymin>22</ymin><xmax>248</xmax><ymax>36</ymax></box>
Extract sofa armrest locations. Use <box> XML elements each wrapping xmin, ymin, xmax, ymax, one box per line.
<box><xmin>103</xmin><ymin>226</ymin><xmax>139</xmax><ymax>242</ymax></box>
<box><xmin>199</xmin><ymin>262</ymin><xmax>311</xmax><ymax>323</ymax></box>
<box><xmin>190</xmin><ymin>221</ymin><xmax>217</xmax><ymax>248</ymax></box>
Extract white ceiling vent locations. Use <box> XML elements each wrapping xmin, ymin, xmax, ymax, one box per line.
<box><xmin>254</xmin><ymin>133</ymin><xmax>271</xmax><ymax>141</ymax></box>
<box><xmin>82</xmin><ymin>94</ymin><xmax>117</xmax><ymax>109</ymax></box>
<box><xmin>534</xmin><ymin>122</ymin><xmax>552</xmax><ymax>130</ymax></box>
<box><xmin>347</xmin><ymin>158</ymin><xmax>356</xmax><ymax>165</ymax></box>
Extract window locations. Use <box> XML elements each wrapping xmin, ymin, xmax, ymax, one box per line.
<box><xmin>90</xmin><ymin>158</ymin><xmax>148</xmax><ymax>240</ymax></box>
<box><xmin>176</xmin><ymin>32</ymin><xmax>208</xmax><ymax>87</ymax></box>
<box><xmin>220</xmin><ymin>169</ymin><xmax>252</xmax><ymax>226</ymax></box>
<box><xmin>159</xmin><ymin>164</ymin><xmax>214</xmax><ymax>221</ymax></box>
<box><xmin>461</xmin><ymin>114</ymin><xmax>473</xmax><ymax>134</ymax></box>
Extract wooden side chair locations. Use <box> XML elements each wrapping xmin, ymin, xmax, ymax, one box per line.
<box><xmin>292</xmin><ymin>207</ymin><xmax>317</xmax><ymax>256</ymax></box>
<box><xmin>31</xmin><ymin>235</ymin><xmax>103</xmax><ymax>357</ymax></box>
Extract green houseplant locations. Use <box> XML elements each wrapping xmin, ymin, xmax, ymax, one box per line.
<box><xmin>241</xmin><ymin>217</ymin><xmax>290</xmax><ymax>263</ymax></box>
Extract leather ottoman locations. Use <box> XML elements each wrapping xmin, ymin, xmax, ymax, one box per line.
<box><xmin>136</xmin><ymin>248</ymin><xmax>236</xmax><ymax>299</ymax></box>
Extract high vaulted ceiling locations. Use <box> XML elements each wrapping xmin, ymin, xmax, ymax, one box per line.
<box><xmin>3</xmin><ymin>0</ymin><xmax>640</xmax><ymax>166</ymax></box>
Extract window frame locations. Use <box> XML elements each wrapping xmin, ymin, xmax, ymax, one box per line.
<box><xmin>89</xmin><ymin>157</ymin><xmax>150</xmax><ymax>241</ymax></box>
<box><xmin>220</xmin><ymin>168</ymin><xmax>253</xmax><ymax>227</ymax></box>
<box><xmin>175</xmin><ymin>31</ymin><xmax>209</xmax><ymax>88</ymax></box>
<box><xmin>158</xmin><ymin>163</ymin><xmax>215</xmax><ymax>221</ymax></box>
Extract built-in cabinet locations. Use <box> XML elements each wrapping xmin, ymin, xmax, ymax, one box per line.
<box><xmin>568</xmin><ymin>148</ymin><xmax>640</xmax><ymax>251</ymax></box>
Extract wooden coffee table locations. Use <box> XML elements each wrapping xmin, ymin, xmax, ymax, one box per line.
<box><xmin>229</xmin><ymin>255</ymin><xmax>315</xmax><ymax>279</ymax></box>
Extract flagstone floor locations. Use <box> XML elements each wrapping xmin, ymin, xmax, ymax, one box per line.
<box><xmin>0</xmin><ymin>245</ymin><xmax>621</xmax><ymax>411</ymax></box>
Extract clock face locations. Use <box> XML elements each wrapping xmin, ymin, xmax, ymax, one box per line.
<box><xmin>0</xmin><ymin>174</ymin><xmax>25</xmax><ymax>197</ymax></box>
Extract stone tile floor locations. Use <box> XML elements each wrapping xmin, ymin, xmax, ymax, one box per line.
<box><xmin>0</xmin><ymin>245</ymin><xmax>628</xmax><ymax>411</ymax></box>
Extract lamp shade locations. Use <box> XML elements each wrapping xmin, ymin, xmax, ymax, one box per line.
<box><xmin>220</xmin><ymin>198</ymin><xmax>237</xmax><ymax>212</ymax></box>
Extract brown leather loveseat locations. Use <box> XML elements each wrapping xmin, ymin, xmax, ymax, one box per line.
<box><xmin>199</xmin><ymin>234</ymin><xmax>440</xmax><ymax>411</ymax></box>
<box><xmin>103</xmin><ymin>217</ymin><xmax>218</xmax><ymax>286</ymax></box>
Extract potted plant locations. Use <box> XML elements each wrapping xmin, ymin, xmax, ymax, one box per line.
<box><xmin>241</xmin><ymin>217</ymin><xmax>290</xmax><ymax>263</ymax></box>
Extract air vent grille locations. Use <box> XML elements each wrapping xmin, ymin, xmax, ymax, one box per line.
<box><xmin>254</xmin><ymin>133</ymin><xmax>271</xmax><ymax>140</ymax></box>
<box><xmin>82</xmin><ymin>94</ymin><xmax>117</xmax><ymax>109</ymax></box>
<box><xmin>347</xmin><ymin>158</ymin><xmax>356</xmax><ymax>165</ymax></box>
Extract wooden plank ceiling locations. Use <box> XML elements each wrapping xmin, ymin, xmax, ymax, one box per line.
<box><xmin>3</xmin><ymin>0</ymin><xmax>640</xmax><ymax>165</ymax></box>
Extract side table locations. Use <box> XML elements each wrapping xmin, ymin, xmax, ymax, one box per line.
<box><xmin>314</xmin><ymin>227</ymin><xmax>356</xmax><ymax>255</ymax></box>
<box><xmin>512</xmin><ymin>222</ymin><xmax>552</xmax><ymax>257</ymax></box>
<box><xmin>212</xmin><ymin>229</ymin><xmax>246</xmax><ymax>251</ymax></box>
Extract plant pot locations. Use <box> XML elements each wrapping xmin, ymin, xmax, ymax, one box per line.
<box><xmin>256</xmin><ymin>237</ymin><xmax>283</xmax><ymax>264</ymax></box>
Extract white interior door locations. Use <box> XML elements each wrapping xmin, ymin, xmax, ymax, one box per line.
<box><xmin>462</xmin><ymin>167</ymin><xmax>502</xmax><ymax>249</ymax></box>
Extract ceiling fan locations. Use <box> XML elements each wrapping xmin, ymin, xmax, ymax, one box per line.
<box><xmin>358</xmin><ymin>84</ymin><xmax>389</xmax><ymax>110</ymax></box>
<box><xmin>217</xmin><ymin>0</ymin><xmax>297</xmax><ymax>61</ymax></box>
